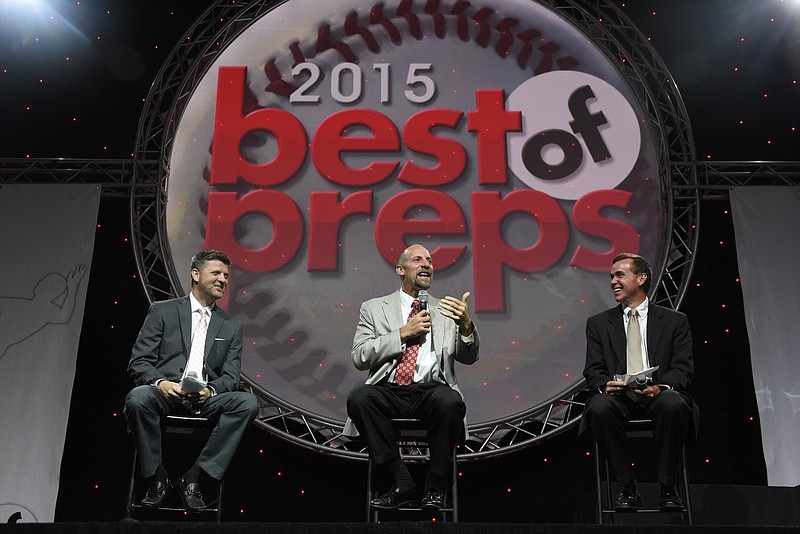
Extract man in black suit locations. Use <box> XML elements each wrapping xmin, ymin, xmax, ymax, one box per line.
<box><xmin>124</xmin><ymin>249</ymin><xmax>258</xmax><ymax>511</ymax></box>
<box><xmin>581</xmin><ymin>253</ymin><xmax>698</xmax><ymax>511</ymax></box>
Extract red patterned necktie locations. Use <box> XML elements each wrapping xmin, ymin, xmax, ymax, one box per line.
<box><xmin>395</xmin><ymin>299</ymin><xmax>421</xmax><ymax>386</ymax></box>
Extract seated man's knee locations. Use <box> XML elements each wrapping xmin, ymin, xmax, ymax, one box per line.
<box><xmin>431</xmin><ymin>387</ymin><xmax>466</xmax><ymax>419</ymax></box>
<box><xmin>124</xmin><ymin>385</ymin><xmax>158</xmax><ymax>414</ymax></box>
<box><xmin>584</xmin><ymin>393</ymin><xmax>621</xmax><ymax>425</ymax></box>
<box><xmin>346</xmin><ymin>384</ymin><xmax>374</xmax><ymax>413</ymax></box>
<box><xmin>218</xmin><ymin>390</ymin><xmax>259</xmax><ymax>418</ymax></box>
<box><xmin>586</xmin><ymin>392</ymin><xmax>615</xmax><ymax>415</ymax></box>
<box><xmin>655</xmin><ymin>389</ymin><xmax>689</xmax><ymax>414</ymax></box>
<box><xmin>239</xmin><ymin>392</ymin><xmax>259</xmax><ymax>418</ymax></box>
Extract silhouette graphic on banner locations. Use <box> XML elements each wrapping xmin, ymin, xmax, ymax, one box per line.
<box><xmin>0</xmin><ymin>265</ymin><xmax>86</xmax><ymax>361</ymax></box>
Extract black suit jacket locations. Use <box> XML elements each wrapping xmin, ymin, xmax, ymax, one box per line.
<box><xmin>580</xmin><ymin>302</ymin><xmax>699</xmax><ymax>434</ymax></box>
<box><xmin>128</xmin><ymin>295</ymin><xmax>243</xmax><ymax>394</ymax></box>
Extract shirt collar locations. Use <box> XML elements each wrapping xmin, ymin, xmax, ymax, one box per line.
<box><xmin>624</xmin><ymin>297</ymin><xmax>649</xmax><ymax>319</ymax></box>
<box><xmin>189</xmin><ymin>292</ymin><xmax>215</xmax><ymax>315</ymax></box>
<box><xmin>398</xmin><ymin>289</ymin><xmax>416</xmax><ymax>308</ymax></box>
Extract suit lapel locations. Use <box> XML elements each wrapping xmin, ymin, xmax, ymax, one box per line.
<box><xmin>180</xmin><ymin>296</ymin><xmax>225</xmax><ymax>358</ymax></box>
<box><xmin>382</xmin><ymin>292</ymin><xmax>403</xmax><ymax>331</ymax></box>
<box><xmin>381</xmin><ymin>291</ymin><xmax>443</xmax><ymax>351</ymax></box>
<box><xmin>646</xmin><ymin>304</ymin><xmax>664</xmax><ymax>367</ymax></box>
<box><xmin>608</xmin><ymin>305</ymin><xmax>626</xmax><ymax>372</ymax></box>
<box><xmin>430</xmin><ymin>296</ymin><xmax>445</xmax><ymax>358</ymax></box>
<box><xmin>178</xmin><ymin>296</ymin><xmax>192</xmax><ymax>356</ymax></box>
<box><xmin>205</xmin><ymin>306</ymin><xmax>224</xmax><ymax>355</ymax></box>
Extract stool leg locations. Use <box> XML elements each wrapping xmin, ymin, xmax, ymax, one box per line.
<box><xmin>681</xmin><ymin>445</ymin><xmax>693</xmax><ymax>525</ymax></box>
<box><xmin>216</xmin><ymin>478</ymin><xmax>224</xmax><ymax>522</ymax></box>
<box><xmin>450</xmin><ymin>452</ymin><xmax>458</xmax><ymax>522</ymax></box>
<box><xmin>594</xmin><ymin>441</ymin><xmax>612</xmax><ymax>524</ymax></box>
<box><xmin>366</xmin><ymin>458</ymin><xmax>376</xmax><ymax>523</ymax></box>
<box><xmin>604</xmin><ymin>455</ymin><xmax>615</xmax><ymax>524</ymax></box>
<box><xmin>126</xmin><ymin>449</ymin><xmax>138</xmax><ymax>518</ymax></box>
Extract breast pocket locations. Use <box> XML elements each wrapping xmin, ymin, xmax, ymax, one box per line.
<box><xmin>204</xmin><ymin>336</ymin><xmax>231</xmax><ymax>372</ymax></box>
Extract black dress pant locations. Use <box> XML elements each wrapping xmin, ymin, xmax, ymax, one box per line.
<box><xmin>584</xmin><ymin>389</ymin><xmax>691</xmax><ymax>486</ymax></box>
<box><xmin>347</xmin><ymin>381</ymin><xmax>465</xmax><ymax>478</ymax></box>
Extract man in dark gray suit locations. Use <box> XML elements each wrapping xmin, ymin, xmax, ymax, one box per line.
<box><xmin>345</xmin><ymin>244</ymin><xmax>479</xmax><ymax>512</ymax></box>
<box><xmin>581</xmin><ymin>253</ymin><xmax>698</xmax><ymax>512</ymax></box>
<box><xmin>124</xmin><ymin>249</ymin><xmax>258</xmax><ymax>512</ymax></box>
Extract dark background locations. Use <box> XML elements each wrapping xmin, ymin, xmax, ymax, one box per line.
<box><xmin>1</xmin><ymin>0</ymin><xmax>798</xmax><ymax>522</ymax></box>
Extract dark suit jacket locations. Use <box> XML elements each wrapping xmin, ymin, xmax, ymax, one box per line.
<box><xmin>580</xmin><ymin>302</ymin><xmax>699</xmax><ymax>435</ymax></box>
<box><xmin>128</xmin><ymin>295</ymin><xmax>243</xmax><ymax>394</ymax></box>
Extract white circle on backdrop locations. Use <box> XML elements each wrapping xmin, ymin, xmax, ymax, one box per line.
<box><xmin>507</xmin><ymin>71</ymin><xmax>641</xmax><ymax>201</ymax></box>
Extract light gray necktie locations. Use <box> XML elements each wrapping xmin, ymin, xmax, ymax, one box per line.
<box><xmin>626</xmin><ymin>309</ymin><xmax>644</xmax><ymax>375</ymax></box>
<box><xmin>184</xmin><ymin>308</ymin><xmax>208</xmax><ymax>380</ymax></box>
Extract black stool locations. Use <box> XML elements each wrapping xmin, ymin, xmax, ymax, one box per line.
<box><xmin>366</xmin><ymin>418</ymin><xmax>458</xmax><ymax>522</ymax></box>
<box><xmin>126</xmin><ymin>414</ymin><xmax>224</xmax><ymax>521</ymax></box>
<box><xmin>594</xmin><ymin>418</ymin><xmax>692</xmax><ymax>524</ymax></box>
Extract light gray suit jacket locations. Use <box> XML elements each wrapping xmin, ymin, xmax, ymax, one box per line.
<box><xmin>343</xmin><ymin>290</ymin><xmax>480</xmax><ymax>436</ymax></box>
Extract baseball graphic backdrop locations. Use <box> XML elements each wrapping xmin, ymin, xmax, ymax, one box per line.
<box><xmin>161</xmin><ymin>0</ymin><xmax>665</xmax><ymax>429</ymax></box>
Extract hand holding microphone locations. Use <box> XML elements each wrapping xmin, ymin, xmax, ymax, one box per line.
<box><xmin>400</xmin><ymin>290</ymin><xmax>431</xmax><ymax>342</ymax></box>
<box><xmin>418</xmin><ymin>290</ymin><xmax>428</xmax><ymax>311</ymax></box>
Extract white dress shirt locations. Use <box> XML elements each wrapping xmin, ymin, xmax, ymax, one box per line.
<box><xmin>389</xmin><ymin>290</ymin><xmax>444</xmax><ymax>384</ymax></box>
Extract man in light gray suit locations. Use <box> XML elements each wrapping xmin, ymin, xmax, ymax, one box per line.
<box><xmin>345</xmin><ymin>244</ymin><xmax>479</xmax><ymax>512</ymax></box>
<box><xmin>124</xmin><ymin>250</ymin><xmax>258</xmax><ymax>512</ymax></box>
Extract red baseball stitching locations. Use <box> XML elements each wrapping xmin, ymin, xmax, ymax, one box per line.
<box><xmin>264</xmin><ymin>0</ymin><xmax>579</xmax><ymax>97</ymax></box>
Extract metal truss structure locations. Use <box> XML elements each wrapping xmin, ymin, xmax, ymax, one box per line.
<box><xmin>130</xmin><ymin>0</ymin><xmax>708</xmax><ymax>462</ymax></box>
<box><xmin>4</xmin><ymin>159</ymin><xmax>795</xmax><ymax>193</ymax></box>
<box><xmin>3</xmin><ymin>0</ymin><xmax>798</xmax><ymax>462</ymax></box>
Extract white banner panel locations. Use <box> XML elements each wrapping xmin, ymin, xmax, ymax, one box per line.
<box><xmin>0</xmin><ymin>185</ymin><xmax>100</xmax><ymax>522</ymax></box>
<box><xmin>731</xmin><ymin>186</ymin><xmax>800</xmax><ymax>487</ymax></box>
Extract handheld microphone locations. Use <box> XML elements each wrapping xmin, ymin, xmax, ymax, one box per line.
<box><xmin>634</xmin><ymin>374</ymin><xmax>649</xmax><ymax>390</ymax></box>
<box><xmin>418</xmin><ymin>290</ymin><xmax>428</xmax><ymax>311</ymax></box>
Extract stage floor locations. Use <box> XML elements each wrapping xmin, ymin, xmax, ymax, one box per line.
<box><xmin>1</xmin><ymin>521</ymin><xmax>799</xmax><ymax>534</ymax></box>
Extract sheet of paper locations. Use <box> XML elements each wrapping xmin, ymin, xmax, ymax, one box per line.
<box><xmin>614</xmin><ymin>365</ymin><xmax>659</xmax><ymax>386</ymax></box>
<box><xmin>179</xmin><ymin>374</ymin><xmax>207</xmax><ymax>393</ymax></box>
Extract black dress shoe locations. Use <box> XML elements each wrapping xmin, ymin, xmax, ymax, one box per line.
<box><xmin>659</xmin><ymin>484</ymin><xmax>684</xmax><ymax>511</ymax></box>
<box><xmin>370</xmin><ymin>485</ymin><xmax>419</xmax><ymax>510</ymax></box>
<box><xmin>614</xmin><ymin>482</ymin><xmax>641</xmax><ymax>511</ymax></box>
<box><xmin>420</xmin><ymin>487</ymin><xmax>445</xmax><ymax>511</ymax></box>
<box><xmin>177</xmin><ymin>477</ymin><xmax>207</xmax><ymax>512</ymax></box>
<box><xmin>140</xmin><ymin>480</ymin><xmax>170</xmax><ymax>508</ymax></box>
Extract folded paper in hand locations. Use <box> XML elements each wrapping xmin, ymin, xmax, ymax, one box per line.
<box><xmin>614</xmin><ymin>365</ymin><xmax>659</xmax><ymax>386</ymax></box>
<box><xmin>179</xmin><ymin>374</ymin><xmax>207</xmax><ymax>393</ymax></box>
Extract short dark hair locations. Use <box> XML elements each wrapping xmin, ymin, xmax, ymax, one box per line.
<box><xmin>190</xmin><ymin>249</ymin><xmax>230</xmax><ymax>286</ymax></box>
<box><xmin>613</xmin><ymin>252</ymin><xmax>652</xmax><ymax>294</ymax></box>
